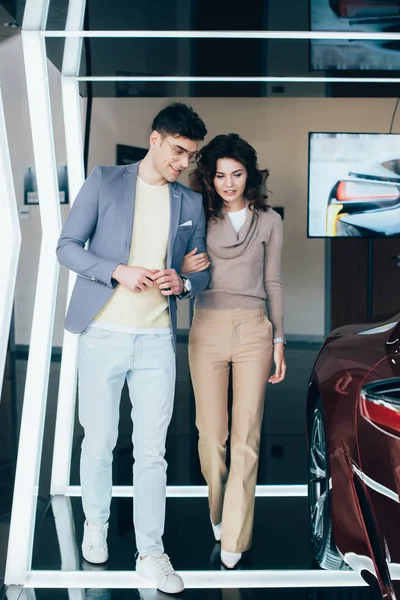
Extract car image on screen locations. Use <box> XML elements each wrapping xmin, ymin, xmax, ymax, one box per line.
<box><xmin>308</xmin><ymin>133</ymin><xmax>400</xmax><ymax>238</ymax></box>
<box><xmin>326</xmin><ymin>157</ymin><xmax>400</xmax><ymax>237</ymax></box>
<box><xmin>307</xmin><ymin>313</ymin><xmax>400</xmax><ymax>598</ymax></box>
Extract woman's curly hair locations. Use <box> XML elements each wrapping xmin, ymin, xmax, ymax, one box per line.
<box><xmin>189</xmin><ymin>133</ymin><xmax>270</xmax><ymax>220</ymax></box>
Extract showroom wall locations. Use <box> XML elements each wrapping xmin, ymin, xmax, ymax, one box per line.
<box><xmin>88</xmin><ymin>96</ymin><xmax>399</xmax><ymax>341</ymax></box>
<box><xmin>1</xmin><ymin>34</ymin><xmax>398</xmax><ymax>346</ymax></box>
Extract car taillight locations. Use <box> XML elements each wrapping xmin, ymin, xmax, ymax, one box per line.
<box><xmin>336</xmin><ymin>0</ymin><xmax>400</xmax><ymax>19</ymax></box>
<box><xmin>336</xmin><ymin>181</ymin><xmax>400</xmax><ymax>202</ymax></box>
<box><xmin>360</xmin><ymin>378</ymin><xmax>400</xmax><ymax>434</ymax></box>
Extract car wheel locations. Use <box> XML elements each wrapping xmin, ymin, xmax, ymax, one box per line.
<box><xmin>336</xmin><ymin>220</ymin><xmax>362</xmax><ymax>237</ymax></box>
<box><xmin>308</xmin><ymin>401</ymin><xmax>345</xmax><ymax>570</ymax></box>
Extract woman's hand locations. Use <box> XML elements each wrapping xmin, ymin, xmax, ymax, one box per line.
<box><xmin>181</xmin><ymin>248</ymin><xmax>210</xmax><ymax>275</ymax></box>
<box><xmin>268</xmin><ymin>343</ymin><xmax>287</xmax><ymax>384</ymax></box>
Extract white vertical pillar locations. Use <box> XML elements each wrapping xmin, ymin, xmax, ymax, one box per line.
<box><xmin>5</xmin><ymin>23</ymin><xmax>62</xmax><ymax>585</ymax></box>
<box><xmin>52</xmin><ymin>495</ymin><xmax>85</xmax><ymax>600</ymax></box>
<box><xmin>0</xmin><ymin>85</ymin><xmax>21</xmax><ymax>397</ymax></box>
<box><xmin>6</xmin><ymin>588</ymin><xmax>36</xmax><ymax>600</ymax></box>
<box><xmin>50</xmin><ymin>0</ymin><xmax>86</xmax><ymax>496</ymax></box>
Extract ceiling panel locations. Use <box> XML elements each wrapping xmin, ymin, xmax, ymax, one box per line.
<box><xmin>1</xmin><ymin>0</ymin><xmax>400</xmax><ymax>98</ymax></box>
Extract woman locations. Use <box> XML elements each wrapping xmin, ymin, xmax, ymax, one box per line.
<box><xmin>182</xmin><ymin>133</ymin><xmax>286</xmax><ymax>569</ymax></box>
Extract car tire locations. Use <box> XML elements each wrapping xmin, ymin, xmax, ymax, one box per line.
<box><xmin>308</xmin><ymin>401</ymin><xmax>346</xmax><ymax>570</ymax></box>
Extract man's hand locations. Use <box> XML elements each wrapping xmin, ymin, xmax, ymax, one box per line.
<box><xmin>268</xmin><ymin>343</ymin><xmax>287</xmax><ymax>384</ymax></box>
<box><xmin>153</xmin><ymin>269</ymin><xmax>184</xmax><ymax>296</ymax></box>
<box><xmin>112</xmin><ymin>265</ymin><xmax>156</xmax><ymax>293</ymax></box>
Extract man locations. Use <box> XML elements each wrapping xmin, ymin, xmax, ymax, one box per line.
<box><xmin>56</xmin><ymin>103</ymin><xmax>209</xmax><ymax>594</ymax></box>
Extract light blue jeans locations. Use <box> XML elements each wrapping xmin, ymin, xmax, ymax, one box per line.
<box><xmin>78</xmin><ymin>328</ymin><xmax>176</xmax><ymax>555</ymax></box>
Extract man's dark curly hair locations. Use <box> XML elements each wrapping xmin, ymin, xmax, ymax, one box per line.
<box><xmin>189</xmin><ymin>133</ymin><xmax>270</xmax><ymax>220</ymax></box>
<box><xmin>152</xmin><ymin>102</ymin><xmax>207</xmax><ymax>141</ymax></box>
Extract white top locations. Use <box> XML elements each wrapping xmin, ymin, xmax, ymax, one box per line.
<box><xmin>228</xmin><ymin>207</ymin><xmax>246</xmax><ymax>233</ymax></box>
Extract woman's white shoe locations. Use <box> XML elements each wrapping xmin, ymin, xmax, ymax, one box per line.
<box><xmin>221</xmin><ymin>549</ymin><xmax>242</xmax><ymax>569</ymax></box>
<box><xmin>210</xmin><ymin>514</ymin><xmax>221</xmax><ymax>541</ymax></box>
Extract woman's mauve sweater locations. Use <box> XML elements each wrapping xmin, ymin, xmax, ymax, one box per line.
<box><xmin>195</xmin><ymin>204</ymin><xmax>284</xmax><ymax>339</ymax></box>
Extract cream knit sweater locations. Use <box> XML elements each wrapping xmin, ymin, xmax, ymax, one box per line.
<box><xmin>195</xmin><ymin>204</ymin><xmax>284</xmax><ymax>338</ymax></box>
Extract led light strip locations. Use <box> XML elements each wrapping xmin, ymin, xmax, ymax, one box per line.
<box><xmin>76</xmin><ymin>75</ymin><xmax>400</xmax><ymax>83</ymax></box>
<box><xmin>5</xmin><ymin>12</ymin><xmax>62</xmax><ymax>588</ymax></box>
<box><xmin>51</xmin><ymin>496</ymin><xmax>85</xmax><ymax>600</ymax></box>
<box><xmin>25</xmin><ymin>569</ymin><xmax>367</xmax><ymax>589</ymax></box>
<box><xmin>41</xmin><ymin>30</ymin><xmax>400</xmax><ymax>40</ymax></box>
<box><xmin>0</xmin><ymin>85</ymin><xmax>21</xmax><ymax>395</ymax></box>
<box><xmin>65</xmin><ymin>484</ymin><xmax>308</xmax><ymax>498</ymax></box>
<box><xmin>50</xmin><ymin>0</ymin><xmax>86</xmax><ymax>497</ymax></box>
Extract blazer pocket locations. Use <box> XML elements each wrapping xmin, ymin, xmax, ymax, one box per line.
<box><xmin>177</xmin><ymin>225</ymin><xmax>193</xmax><ymax>234</ymax></box>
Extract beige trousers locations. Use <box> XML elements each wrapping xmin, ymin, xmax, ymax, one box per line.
<box><xmin>188</xmin><ymin>308</ymin><xmax>273</xmax><ymax>553</ymax></box>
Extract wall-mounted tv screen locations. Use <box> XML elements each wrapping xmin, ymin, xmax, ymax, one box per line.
<box><xmin>310</xmin><ymin>0</ymin><xmax>400</xmax><ymax>70</ymax></box>
<box><xmin>308</xmin><ymin>132</ymin><xmax>400</xmax><ymax>238</ymax></box>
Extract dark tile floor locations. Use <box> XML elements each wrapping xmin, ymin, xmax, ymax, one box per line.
<box><xmin>0</xmin><ymin>340</ymin><xmax>381</xmax><ymax>599</ymax></box>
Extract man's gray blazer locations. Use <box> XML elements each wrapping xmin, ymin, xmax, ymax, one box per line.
<box><xmin>56</xmin><ymin>161</ymin><xmax>210</xmax><ymax>348</ymax></box>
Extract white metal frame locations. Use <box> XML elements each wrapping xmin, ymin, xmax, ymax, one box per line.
<box><xmin>40</xmin><ymin>30</ymin><xmax>400</xmax><ymax>39</ymax></box>
<box><xmin>25</xmin><ymin>569</ymin><xmax>367</xmax><ymax>589</ymax></box>
<box><xmin>78</xmin><ymin>75</ymin><xmax>400</xmax><ymax>83</ymax></box>
<box><xmin>50</xmin><ymin>0</ymin><xmax>86</xmax><ymax>497</ymax></box>
<box><xmin>5</xmin><ymin>0</ymin><xmax>400</xmax><ymax>589</ymax></box>
<box><xmin>5</xmin><ymin>0</ymin><xmax>62</xmax><ymax>586</ymax></box>
<box><xmin>0</xmin><ymin>85</ymin><xmax>21</xmax><ymax>397</ymax></box>
<box><xmin>64</xmin><ymin>484</ymin><xmax>308</xmax><ymax>497</ymax></box>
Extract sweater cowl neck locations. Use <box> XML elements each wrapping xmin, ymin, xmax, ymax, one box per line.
<box><xmin>207</xmin><ymin>202</ymin><xmax>259</xmax><ymax>259</ymax></box>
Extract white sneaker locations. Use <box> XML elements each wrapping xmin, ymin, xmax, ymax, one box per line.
<box><xmin>210</xmin><ymin>514</ymin><xmax>221</xmax><ymax>541</ymax></box>
<box><xmin>221</xmin><ymin>549</ymin><xmax>242</xmax><ymax>569</ymax></box>
<box><xmin>136</xmin><ymin>553</ymin><xmax>184</xmax><ymax>594</ymax></box>
<box><xmin>82</xmin><ymin>521</ymin><xmax>109</xmax><ymax>564</ymax></box>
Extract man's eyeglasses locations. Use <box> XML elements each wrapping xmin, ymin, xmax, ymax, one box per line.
<box><xmin>161</xmin><ymin>134</ymin><xmax>202</xmax><ymax>165</ymax></box>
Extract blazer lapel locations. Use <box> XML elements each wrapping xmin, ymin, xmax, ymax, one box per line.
<box><xmin>167</xmin><ymin>183</ymin><xmax>182</xmax><ymax>268</ymax></box>
<box><xmin>123</xmin><ymin>162</ymin><xmax>140</xmax><ymax>257</ymax></box>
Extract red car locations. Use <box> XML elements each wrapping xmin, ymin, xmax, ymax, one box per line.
<box><xmin>307</xmin><ymin>312</ymin><xmax>400</xmax><ymax>598</ymax></box>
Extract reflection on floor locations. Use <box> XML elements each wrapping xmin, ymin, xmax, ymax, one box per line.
<box><xmin>0</xmin><ymin>341</ymin><xmax>381</xmax><ymax>599</ymax></box>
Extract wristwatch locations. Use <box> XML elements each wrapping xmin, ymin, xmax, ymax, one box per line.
<box><xmin>178</xmin><ymin>276</ymin><xmax>191</xmax><ymax>298</ymax></box>
<box><xmin>273</xmin><ymin>337</ymin><xmax>286</xmax><ymax>347</ymax></box>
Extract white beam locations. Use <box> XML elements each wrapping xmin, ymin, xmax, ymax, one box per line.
<box><xmin>50</xmin><ymin>78</ymin><xmax>85</xmax><ymax>496</ymax></box>
<box><xmin>25</xmin><ymin>569</ymin><xmax>367</xmax><ymax>589</ymax></box>
<box><xmin>76</xmin><ymin>75</ymin><xmax>400</xmax><ymax>83</ymax></box>
<box><xmin>41</xmin><ymin>30</ymin><xmax>400</xmax><ymax>41</ymax></box>
<box><xmin>0</xmin><ymin>85</ymin><xmax>21</xmax><ymax>397</ymax></box>
<box><xmin>61</xmin><ymin>0</ymin><xmax>86</xmax><ymax>76</ymax></box>
<box><xmin>64</xmin><ymin>484</ymin><xmax>308</xmax><ymax>497</ymax></box>
<box><xmin>5</xmin><ymin>28</ymin><xmax>61</xmax><ymax>586</ymax></box>
<box><xmin>23</xmin><ymin>0</ymin><xmax>49</xmax><ymax>30</ymax></box>
<box><xmin>6</xmin><ymin>589</ymin><xmax>36</xmax><ymax>600</ymax></box>
<box><xmin>51</xmin><ymin>496</ymin><xmax>85</xmax><ymax>600</ymax></box>
<box><xmin>51</xmin><ymin>0</ymin><xmax>86</xmax><ymax>497</ymax></box>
